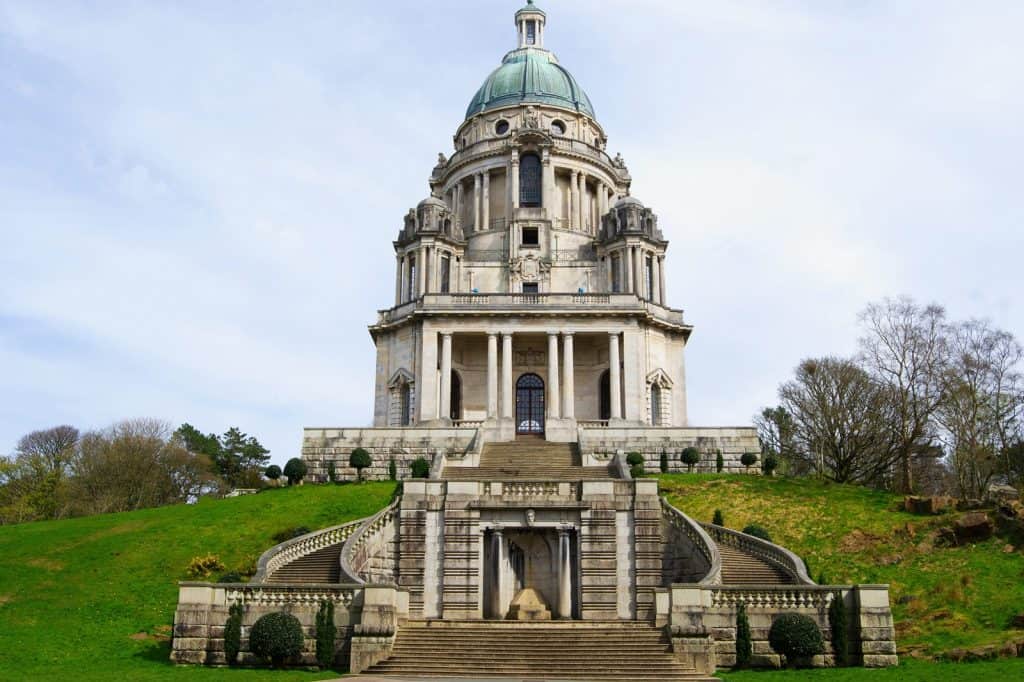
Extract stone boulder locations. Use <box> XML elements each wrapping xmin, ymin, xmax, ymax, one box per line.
<box><xmin>987</xmin><ymin>484</ymin><xmax>1020</xmax><ymax>505</ymax></box>
<box><xmin>954</xmin><ymin>512</ymin><xmax>994</xmax><ymax>543</ymax></box>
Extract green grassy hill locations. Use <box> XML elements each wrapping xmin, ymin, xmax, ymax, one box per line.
<box><xmin>0</xmin><ymin>482</ymin><xmax>396</xmax><ymax>681</ymax></box>
<box><xmin>659</xmin><ymin>474</ymin><xmax>1024</xmax><ymax>661</ymax></box>
<box><xmin>1</xmin><ymin>475</ymin><xmax>1022</xmax><ymax>680</ymax></box>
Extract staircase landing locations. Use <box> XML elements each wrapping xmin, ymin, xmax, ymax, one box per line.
<box><xmin>444</xmin><ymin>441</ymin><xmax>614</xmax><ymax>481</ymax></box>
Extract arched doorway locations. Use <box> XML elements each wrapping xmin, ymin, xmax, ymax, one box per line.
<box><xmin>450</xmin><ymin>371</ymin><xmax>462</xmax><ymax>421</ymax></box>
<box><xmin>599</xmin><ymin>370</ymin><xmax>611</xmax><ymax>421</ymax></box>
<box><xmin>516</xmin><ymin>373</ymin><xmax>545</xmax><ymax>435</ymax></box>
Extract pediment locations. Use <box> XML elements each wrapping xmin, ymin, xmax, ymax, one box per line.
<box><xmin>646</xmin><ymin>369</ymin><xmax>673</xmax><ymax>388</ymax></box>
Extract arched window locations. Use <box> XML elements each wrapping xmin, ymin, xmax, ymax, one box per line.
<box><xmin>599</xmin><ymin>370</ymin><xmax>611</xmax><ymax>421</ymax></box>
<box><xmin>519</xmin><ymin>153</ymin><xmax>542</xmax><ymax>207</ymax></box>
<box><xmin>450</xmin><ymin>371</ymin><xmax>462</xmax><ymax>421</ymax></box>
<box><xmin>650</xmin><ymin>384</ymin><xmax>662</xmax><ymax>426</ymax></box>
<box><xmin>516</xmin><ymin>373</ymin><xmax>545</xmax><ymax>434</ymax></box>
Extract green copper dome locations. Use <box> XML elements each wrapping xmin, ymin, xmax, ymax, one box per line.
<box><xmin>465</xmin><ymin>48</ymin><xmax>596</xmax><ymax>121</ymax></box>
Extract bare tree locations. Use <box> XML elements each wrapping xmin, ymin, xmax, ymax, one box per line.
<box><xmin>936</xmin><ymin>319</ymin><xmax>1023</xmax><ymax>498</ymax></box>
<box><xmin>778</xmin><ymin>357</ymin><xmax>897</xmax><ymax>485</ymax></box>
<box><xmin>858</xmin><ymin>297</ymin><xmax>947</xmax><ymax>493</ymax></box>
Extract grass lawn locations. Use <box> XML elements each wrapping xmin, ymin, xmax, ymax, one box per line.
<box><xmin>0</xmin><ymin>482</ymin><xmax>396</xmax><ymax>681</ymax></box>
<box><xmin>719</xmin><ymin>657</ymin><xmax>1024</xmax><ymax>680</ymax></box>
<box><xmin>658</xmin><ymin>474</ymin><xmax>1024</xmax><ymax>657</ymax></box>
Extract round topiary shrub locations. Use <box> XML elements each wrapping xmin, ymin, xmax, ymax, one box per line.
<box><xmin>712</xmin><ymin>509</ymin><xmax>725</xmax><ymax>526</ymax></box>
<box><xmin>249</xmin><ymin>612</ymin><xmax>304</xmax><ymax>667</ymax></box>
<box><xmin>768</xmin><ymin>613</ymin><xmax>825</xmax><ymax>665</ymax></box>
<box><xmin>629</xmin><ymin>463</ymin><xmax>645</xmax><ymax>479</ymax></box>
<box><xmin>626</xmin><ymin>452</ymin><xmax>645</xmax><ymax>469</ymax></box>
<box><xmin>283</xmin><ymin>457</ymin><xmax>307</xmax><ymax>485</ymax></box>
<box><xmin>410</xmin><ymin>456</ymin><xmax>430</xmax><ymax>479</ymax></box>
<box><xmin>763</xmin><ymin>453</ymin><xmax>779</xmax><ymax>476</ymax></box>
<box><xmin>742</xmin><ymin>524</ymin><xmax>773</xmax><ymax>542</ymax></box>
<box><xmin>349</xmin><ymin>447</ymin><xmax>372</xmax><ymax>481</ymax></box>
<box><xmin>681</xmin><ymin>447</ymin><xmax>701</xmax><ymax>472</ymax></box>
<box><xmin>740</xmin><ymin>452</ymin><xmax>759</xmax><ymax>469</ymax></box>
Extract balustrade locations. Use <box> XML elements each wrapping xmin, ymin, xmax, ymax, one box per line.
<box><xmin>254</xmin><ymin>520</ymin><xmax>364</xmax><ymax>583</ymax></box>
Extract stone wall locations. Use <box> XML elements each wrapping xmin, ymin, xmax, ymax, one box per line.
<box><xmin>301</xmin><ymin>427</ymin><xmax>478</xmax><ymax>482</ymax></box>
<box><xmin>579</xmin><ymin>426</ymin><xmax>762</xmax><ymax>474</ymax></box>
<box><xmin>666</xmin><ymin>584</ymin><xmax>898</xmax><ymax>669</ymax></box>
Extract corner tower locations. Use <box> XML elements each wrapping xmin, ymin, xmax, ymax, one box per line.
<box><xmin>371</xmin><ymin>2</ymin><xmax>691</xmax><ymax>441</ymax></box>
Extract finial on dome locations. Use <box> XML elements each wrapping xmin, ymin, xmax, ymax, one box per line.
<box><xmin>516</xmin><ymin>0</ymin><xmax>546</xmax><ymax>49</ymax></box>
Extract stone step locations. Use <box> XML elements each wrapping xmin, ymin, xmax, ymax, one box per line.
<box><xmin>264</xmin><ymin>544</ymin><xmax>341</xmax><ymax>584</ymax></box>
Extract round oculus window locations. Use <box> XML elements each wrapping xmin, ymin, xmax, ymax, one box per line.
<box><xmin>495</xmin><ymin>120</ymin><xmax>510</xmax><ymax>135</ymax></box>
<box><xmin>551</xmin><ymin>120</ymin><xmax>566</xmax><ymax>136</ymax></box>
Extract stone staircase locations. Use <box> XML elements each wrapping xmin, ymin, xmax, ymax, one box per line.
<box><xmin>716</xmin><ymin>544</ymin><xmax>793</xmax><ymax>585</ymax></box>
<box><xmin>362</xmin><ymin>620</ymin><xmax>717</xmax><ymax>680</ymax></box>
<box><xmin>264</xmin><ymin>544</ymin><xmax>341</xmax><ymax>584</ymax></box>
<box><xmin>444</xmin><ymin>440</ymin><xmax>613</xmax><ymax>481</ymax></box>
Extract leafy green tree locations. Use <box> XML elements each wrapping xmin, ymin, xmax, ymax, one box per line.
<box><xmin>283</xmin><ymin>458</ymin><xmax>307</xmax><ymax>485</ymax></box>
<box><xmin>735</xmin><ymin>602</ymin><xmax>752</xmax><ymax>667</ymax></box>
<box><xmin>681</xmin><ymin>447</ymin><xmax>700</xmax><ymax>472</ymax></box>
<box><xmin>265</xmin><ymin>465</ymin><xmax>282</xmax><ymax>485</ymax></box>
<box><xmin>316</xmin><ymin>601</ymin><xmax>336</xmax><ymax>669</ymax></box>
<box><xmin>349</xmin><ymin>448</ymin><xmax>372</xmax><ymax>482</ymax></box>
<box><xmin>829</xmin><ymin>592</ymin><xmax>848</xmax><ymax>665</ymax></box>
<box><xmin>219</xmin><ymin>427</ymin><xmax>270</xmax><ymax>488</ymax></box>
<box><xmin>712</xmin><ymin>509</ymin><xmax>725</xmax><ymax>526</ymax></box>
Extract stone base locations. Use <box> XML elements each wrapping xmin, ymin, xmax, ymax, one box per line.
<box><xmin>507</xmin><ymin>588</ymin><xmax>553</xmax><ymax>621</ymax></box>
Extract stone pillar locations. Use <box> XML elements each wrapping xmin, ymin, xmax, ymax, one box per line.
<box><xmin>577</xmin><ymin>172</ymin><xmax>586</xmax><ymax>232</ymax></box>
<box><xmin>473</xmin><ymin>173</ymin><xmax>482</xmax><ymax>232</ymax></box>
<box><xmin>634</xmin><ymin>247</ymin><xmax>644</xmax><ymax>298</ymax></box>
<box><xmin>419</xmin><ymin>330</ymin><xmax>438</xmax><ymax>422</ymax></box>
<box><xmin>491</xmin><ymin>527</ymin><xmax>505</xmax><ymax>618</ymax></box>
<box><xmin>609</xmin><ymin>332</ymin><xmax>622</xmax><ymax>420</ymax></box>
<box><xmin>557</xmin><ymin>527</ymin><xmax>572</xmax><ymax>619</ymax></box>
<box><xmin>624</xmin><ymin>246</ymin><xmax>634</xmax><ymax>294</ymax></box>
<box><xmin>547</xmin><ymin>332</ymin><xmax>561</xmax><ymax>420</ymax></box>
<box><xmin>487</xmin><ymin>333</ymin><xmax>498</xmax><ymax>419</ymax></box>
<box><xmin>395</xmin><ymin>255</ymin><xmax>404</xmax><ymax>305</ymax></box>
<box><xmin>542</xmin><ymin>152</ymin><xmax>554</xmax><ymax>215</ymax></box>
<box><xmin>418</xmin><ymin>245</ymin><xmax>427</xmax><ymax>297</ymax></box>
<box><xmin>511</xmin><ymin>156</ymin><xmax>520</xmax><ymax>211</ymax></box>
<box><xmin>482</xmin><ymin>171</ymin><xmax>490</xmax><ymax>231</ymax></box>
<box><xmin>453</xmin><ymin>183</ymin><xmax>461</xmax><ymax>230</ymax></box>
<box><xmin>570</xmin><ymin>170</ymin><xmax>579</xmax><ymax>230</ymax></box>
<box><xmin>439</xmin><ymin>333</ymin><xmax>453</xmax><ymax>422</ymax></box>
<box><xmin>501</xmin><ymin>333</ymin><xmax>514</xmax><ymax>420</ymax></box>
<box><xmin>562</xmin><ymin>332</ymin><xmax>575</xmax><ymax>419</ymax></box>
<box><xmin>597</xmin><ymin>181</ymin><xmax>607</xmax><ymax>218</ymax></box>
<box><xmin>658</xmin><ymin>256</ymin><xmax>666</xmax><ymax>304</ymax></box>
<box><xmin>651</xmin><ymin>252</ymin><xmax>661</xmax><ymax>305</ymax></box>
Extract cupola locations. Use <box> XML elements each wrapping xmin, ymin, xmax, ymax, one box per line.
<box><xmin>515</xmin><ymin>1</ymin><xmax>546</xmax><ymax>49</ymax></box>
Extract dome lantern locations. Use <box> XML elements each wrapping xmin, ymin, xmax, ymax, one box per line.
<box><xmin>515</xmin><ymin>1</ymin><xmax>546</xmax><ymax>49</ymax></box>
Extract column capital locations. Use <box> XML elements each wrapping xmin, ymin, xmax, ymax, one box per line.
<box><xmin>547</xmin><ymin>331</ymin><xmax>560</xmax><ymax>338</ymax></box>
<box><xmin>561</xmin><ymin>330</ymin><xmax>575</xmax><ymax>338</ymax></box>
<box><xmin>571</xmin><ymin>169</ymin><xmax>580</xmax><ymax>178</ymax></box>
<box><xmin>501</xmin><ymin>331</ymin><xmax>514</xmax><ymax>340</ymax></box>
<box><xmin>441</xmin><ymin>332</ymin><xmax>453</xmax><ymax>340</ymax></box>
<box><xmin>487</xmin><ymin>331</ymin><xmax>499</xmax><ymax>339</ymax></box>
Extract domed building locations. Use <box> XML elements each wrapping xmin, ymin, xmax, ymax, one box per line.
<box><xmin>172</xmin><ymin>4</ymin><xmax>897</xmax><ymax>677</ymax></box>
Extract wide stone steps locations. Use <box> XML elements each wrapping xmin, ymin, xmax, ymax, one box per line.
<box><xmin>363</xmin><ymin>621</ymin><xmax>717</xmax><ymax>680</ymax></box>
<box><xmin>264</xmin><ymin>544</ymin><xmax>340</xmax><ymax>584</ymax></box>
<box><xmin>717</xmin><ymin>545</ymin><xmax>793</xmax><ymax>585</ymax></box>
<box><xmin>443</xmin><ymin>441</ymin><xmax>614</xmax><ymax>481</ymax></box>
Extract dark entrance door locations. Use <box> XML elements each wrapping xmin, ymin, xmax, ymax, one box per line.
<box><xmin>516</xmin><ymin>373</ymin><xmax>545</xmax><ymax>435</ymax></box>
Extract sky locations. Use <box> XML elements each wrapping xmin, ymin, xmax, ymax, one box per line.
<box><xmin>1</xmin><ymin>1</ymin><xmax>1022</xmax><ymax>465</ymax></box>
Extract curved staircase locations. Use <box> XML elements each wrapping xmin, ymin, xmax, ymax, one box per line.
<box><xmin>362</xmin><ymin>620</ymin><xmax>717</xmax><ymax>681</ymax></box>
<box><xmin>444</xmin><ymin>440</ymin><xmax>613</xmax><ymax>481</ymax></box>
<box><xmin>264</xmin><ymin>544</ymin><xmax>341</xmax><ymax>584</ymax></box>
<box><xmin>716</xmin><ymin>543</ymin><xmax>794</xmax><ymax>585</ymax></box>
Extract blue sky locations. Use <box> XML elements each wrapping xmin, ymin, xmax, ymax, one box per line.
<box><xmin>1</xmin><ymin>1</ymin><xmax>1021</xmax><ymax>464</ymax></box>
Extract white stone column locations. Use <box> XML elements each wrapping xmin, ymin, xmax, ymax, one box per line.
<box><xmin>577</xmin><ymin>173</ymin><xmax>586</xmax><ymax>232</ymax></box>
<box><xmin>473</xmin><ymin>173</ymin><xmax>482</xmax><ymax>232</ymax></box>
<box><xmin>624</xmin><ymin>246</ymin><xmax>634</xmax><ymax>294</ymax></box>
<box><xmin>439</xmin><ymin>333</ymin><xmax>453</xmax><ymax>422</ymax></box>
<box><xmin>658</xmin><ymin>255</ymin><xmax>666</xmax><ymax>304</ymax></box>
<box><xmin>597</xmin><ymin>181</ymin><xmax>606</xmax><ymax>218</ymax></box>
<box><xmin>491</xmin><ymin>527</ymin><xmax>504</xmax><ymax>618</ymax></box>
<box><xmin>651</xmin><ymin>252</ymin><xmax>661</xmax><ymax>305</ymax></box>
<box><xmin>501</xmin><ymin>332</ymin><xmax>514</xmax><ymax>420</ymax></box>
<box><xmin>557</xmin><ymin>528</ymin><xmax>572</xmax><ymax>619</ymax></box>
<box><xmin>453</xmin><ymin>183</ymin><xmax>461</xmax><ymax>230</ymax></box>
<box><xmin>609</xmin><ymin>332</ymin><xmax>622</xmax><ymax>420</ymax></box>
<box><xmin>569</xmin><ymin>170</ymin><xmax>579</xmax><ymax>230</ymax></box>
<box><xmin>419</xmin><ymin>330</ymin><xmax>439</xmax><ymax>422</ymax></box>
<box><xmin>395</xmin><ymin>255</ymin><xmax>403</xmax><ymax>305</ymax></box>
<box><xmin>487</xmin><ymin>333</ymin><xmax>498</xmax><ymax>419</ymax></box>
<box><xmin>482</xmin><ymin>171</ymin><xmax>490</xmax><ymax>231</ymax></box>
<box><xmin>418</xmin><ymin>245</ymin><xmax>427</xmax><ymax>297</ymax></box>
<box><xmin>542</xmin><ymin>152</ymin><xmax>554</xmax><ymax>215</ymax></box>
<box><xmin>547</xmin><ymin>332</ymin><xmax>561</xmax><ymax>420</ymax></box>
<box><xmin>511</xmin><ymin>156</ymin><xmax>520</xmax><ymax>211</ymax></box>
<box><xmin>562</xmin><ymin>332</ymin><xmax>575</xmax><ymax>419</ymax></box>
<box><xmin>634</xmin><ymin>246</ymin><xmax>644</xmax><ymax>298</ymax></box>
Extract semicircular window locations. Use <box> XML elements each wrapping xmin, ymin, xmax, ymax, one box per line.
<box><xmin>519</xmin><ymin>153</ymin><xmax>542</xmax><ymax>207</ymax></box>
<box><xmin>495</xmin><ymin>120</ymin><xmax>510</xmax><ymax>135</ymax></box>
<box><xmin>551</xmin><ymin>120</ymin><xmax>566</xmax><ymax>136</ymax></box>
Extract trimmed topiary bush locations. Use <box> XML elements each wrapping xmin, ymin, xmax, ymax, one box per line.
<box><xmin>763</xmin><ymin>453</ymin><xmax>779</xmax><ymax>476</ymax></box>
<box><xmin>264</xmin><ymin>464</ymin><xmax>282</xmax><ymax>484</ymax></box>
<box><xmin>735</xmin><ymin>601</ymin><xmax>752</xmax><ymax>668</ymax></box>
<box><xmin>626</xmin><ymin>452</ymin><xmax>645</xmax><ymax>468</ymax></box>
<box><xmin>388</xmin><ymin>457</ymin><xmax>397</xmax><ymax>481</ymax></box>
<box><xmin>829</xmin><ymin>592</ymin><xmax>848</xmax><ymax>666</ymax></box>
<box><xmin>410</xmin><ymin>456</ymin><xmax>430</xmax><ymax>479</ymax></box>
<box><xmin>740</xmin><ymin>452</ymin><xmax>759</xmax><ymax>469</ymax></box>
<box><xmin>249</xmin><ymin>611</ymin><xmax>304</xmax><ymax>667</ymax></box>
<box><xmin>630</xmin><ymin>464</ymin><xmax>645</xmax><ymax>479</ymax></box>
<box><xmin>681</xmin><ymin>447</ymin><xmax>700</xmax><ymax>473</ymax></box>
<box><xmin>768</xmin><ymin>613</ymin><xmax>825</xmax><ymax>665</ymax></box>
<box><xmin>659</xmin><ymin>450</ymin><xmax>668</xmax><ymax>473</ymax></box>
<box><xmin>349</xmin><ymin>448</ymin><xmax>372</xmax><ymax>482</ymax></box>
<box><xmin>742</xmin><ymin>524</ymin><xmax>772</xmax><ymax>542</ymax></box>
<box><xmin>326</xmin><ymin>461</ymin><xmax>337</xmax><ymax>483</ymax></box>
<box><xmin>316</xmin><ymin>600</ymin><xmax>336</xmax><ymax>669</ymax></box>
<box><xmin>283</xmin><ymin>458</ymin><xmax>307</xmax><ymax>485</ymax></box>
<box><xmin>715</xmin><ymin>450</ymin><xmax>724</xmax><ymax>473</ymax></box>
<box><xmin>712</xmin><ymin>509</ymin><xmax>725</xmax><ymax>526</ymax></box>
<box><xmin>224</xmin><ymin>602</ymin><xmax>243</xmax><ymax>665</ymax></box>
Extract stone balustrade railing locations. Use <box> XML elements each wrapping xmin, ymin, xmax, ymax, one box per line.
<box><xmin>220</xmin><ymin>583</ymin><xmax>362</xmax><ymax>608</ymax></box>
<box><xmin>702</xmin><ymin>523</ymin><xmax>814</xmax><ymax>585</ymax></box>
<box><xmin>341</xmin><ymin>500</ymin><xmax>400</xmax><ymax>585</ymax></box>
<box><xmin>707</xmin><ymin>585</ymin><xmax>835</xmax><ymax>610</ymax></box>
<box><xmin>661</xmin><ymin>498</ymin><xmax>722</xmax><ymax>585</ymax></box>
<box><xmin>485</xmin><ymin>481</ymin><xmax>579</xmax><ymax>499</ymax></box>
<box><xmin>252</xmin><ymin>520</ymin><xmax>365</xmax><ymax>583</ymax></box>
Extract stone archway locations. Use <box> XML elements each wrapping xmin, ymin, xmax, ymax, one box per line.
<box><xmin>516</xmin><ymin>373</ymin><xmax>545</xmax><ymax>435</ymax></box>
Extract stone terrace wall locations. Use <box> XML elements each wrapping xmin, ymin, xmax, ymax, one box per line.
<box><xmin>302</xmin><ymin>428</ymin><xmax>478</xmax><ymax>482</ymax></box>
<box><xmin>580</xmin><ymin>427</ymin><xmax>762</xmax><ymax>474</ymax></box>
